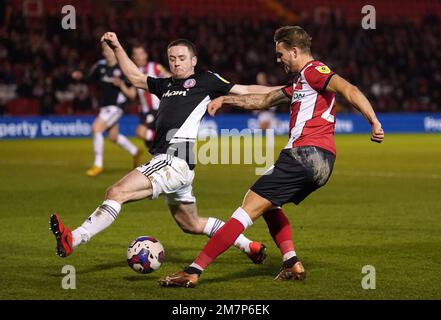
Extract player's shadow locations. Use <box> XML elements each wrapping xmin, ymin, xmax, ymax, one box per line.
<box><xmin>158</xmin><ymin>246</ymin><xmax>204</xmax><ymax>264</ymax></box>
<box><xmin>201</xmin><ymin>259</ymin><xmax>335</xmax><ymax>284</ymax></box>
<box><xmin>123</xmin><ymin>275</ymin><xmax>155</xmax><ymax>282</ymax></box>
<box><xmin>202</xmin><ymin>262</ymin><xmax>280</xmax><ymax>284</ymax></box>
<box><xmin>76</xmin><ymin>260</ymin><xmax>126</xmax><ymax>274</ymax></box>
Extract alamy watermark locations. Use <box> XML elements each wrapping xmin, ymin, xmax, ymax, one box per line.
<box><xmin>61</xmin><ymin>265</ymin><xmax>76</xmax><ymax>289</ymax></box>
<box><xmin>361</xmin><ymin>5</ymin><xmax>376</xmax><ymax>30</ymax></box>
<box><xmin>361</xmin><ymin>265</ymin><xmax>376</xmax><ymax>290</ymax></box>
<box><xmin>166</xmin><ymin>128</ymin><xmax>275</xmax><ymax>176</ymax></box>
<box><xmin>61</xmin><ymin>5</ymin><xmax>76</xmax><ymax>30</ymax></box>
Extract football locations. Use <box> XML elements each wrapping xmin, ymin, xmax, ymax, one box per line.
<box><xmin>126</xmin><ymin>236</ymin><xmax>165</xmax><ymax>274</ymax></box>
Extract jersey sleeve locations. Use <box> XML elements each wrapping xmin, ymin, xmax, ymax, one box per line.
<box><xmin>282</xmin><ymin>85</ymin><xmax>294</xmax><ymax>98</ymax></box>
<box><xmin>206</xmin><ymin>71</ymin><xmax>235</xmax><ymax>99</ymax></box>
<box><xmin>304</xmin><ymin>64</ymin><xmax>335</xmax><ymax>91</ymax></box>
<box><xmin>147</xmin><ymin>76</ymin><xmax>165</xmax><ymax>98</ymax></box>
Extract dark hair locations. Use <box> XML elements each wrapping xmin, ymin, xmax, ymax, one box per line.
<box><xmin>132</xmin><ymin>43</ymin><xmax>146</xmax><ymax>50</ymax></box>
<box><xmin>167</xmin><ymin>39</ymin><xmax>197</xmax><ymax>56</ymax></box>
<box><xmin>274</xmin><ymin>26</ymin><xmax>312</xmax><ymax>54</ymax></box>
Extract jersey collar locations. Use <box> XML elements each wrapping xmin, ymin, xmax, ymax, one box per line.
<box><xmin>299</xmin><ymin>59</ymin><xmax>316</xmax><ymax>73</ymax></box>
<box><xmin>172</xmin><ymin>73</ymin><xmax>196</xmax><ymax>84</ymax></box>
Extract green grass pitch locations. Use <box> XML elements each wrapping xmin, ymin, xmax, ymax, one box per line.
<box><xmin>0</xmin><ymin>134</ymin><xmax>440</xmax><ymax>299</ymax></box>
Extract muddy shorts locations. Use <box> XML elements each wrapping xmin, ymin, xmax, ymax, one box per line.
<box><xmin>250</xmin><ymin>146</ymin><xmax>335</xmax><ymax>206</ymax></box>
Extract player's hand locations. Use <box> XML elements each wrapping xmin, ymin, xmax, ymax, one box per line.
<box><xmin>101</xmin><ymin>32</ymin><xmax>121</xmax><ymax>50</ymax></box>
<box><xmin>112</xmin><ymin>77</ymin><xmax>122</xmax><ymax>87</ymax></box>
<box><xmin>370</xmin><ymin>120</ymin><xmax>384</xmax><ymax>143</ymax></box>
<box><xmin>208</xmin><ymin>96</ymin><xmax>225</xmax><ymax>116</ymax></box>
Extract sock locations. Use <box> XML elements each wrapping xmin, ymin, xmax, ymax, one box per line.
<box><xmin>72</xmin><ymin>199</ymin><xmax>121</xmax><ymax>248</ymax></box>
<box><xmin>145</xmin><ymin>129</ymin><xmax>155</xmax><ymax>142</ymax></box>
<box><xmin>203</xmin><ymin>217</ymin><xmax>253</xmax><ymax>253</ymax></box>
<box><xmin>193</xmin><ymin>207</ymin><xmax>253</xmax><ymax>270</ymax></box>
<box><xmin>282</xmin><ymin>256</ymin><xmax>299</xmax><ymax>268</ymax></box>
<box><xmin>116</xmin><ymin>134</ymin><xmax>138</xmax><ymax>156</ymax></box>
<box><xmin>93</xmin><ymin>132</ymin><xmax>104</xmax><ymax>167</ymax></box>
<box><xmin>184</xmin><ymin>264</ymin><xmax>203</xmax><ymax>275</ymax></box>
<box><xmin>263</xmin><ymin>208</ymin><xmax>297</xmax><ymax>260</ymax></box>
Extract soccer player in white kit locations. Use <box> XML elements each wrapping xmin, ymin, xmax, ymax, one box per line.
<box><xmin>49</xmin><ymin>33</ymin><xmax>284</xmax><ymax>266</ymax></box>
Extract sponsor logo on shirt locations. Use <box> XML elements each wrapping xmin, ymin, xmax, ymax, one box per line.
<box><xmin>162</xmin><ymin>89</ymin><xmax>187</xmax><ymax>98</ymax></box>
<box><xmin>292</xmin><ymin>92</ymin><xmax>305</xmax><ymax>100</ymax></box>
<box><xmin>315</xmin><ymin>65</ymin><xmax>331</xmax><ymax>74</ymax></box>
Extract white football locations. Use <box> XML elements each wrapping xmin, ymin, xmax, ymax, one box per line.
<box><xmin>126</xmin><ymin>236</ymin><xmax>165</xmax><ymax>273</ymax></box>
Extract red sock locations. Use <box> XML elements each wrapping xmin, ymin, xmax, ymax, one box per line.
<box><xmin>263</xmin><ymin>208</ymin><xmax>295</xmax><ymax>255</ymax></box>
<box><xmin>194</xmin><ymin>218</ymin><xmax>244</xmax><ymax>269</ymax></box>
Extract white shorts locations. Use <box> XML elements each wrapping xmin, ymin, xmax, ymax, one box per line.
<box><xmin>98</xmin><ymin>105</ymin><xmax>123</xmax><ymax>128</ymax></box>
<box><xmin>136</xmin><ymin>154</ymin><xmax>196</xmax><ymax>204</ymax></box>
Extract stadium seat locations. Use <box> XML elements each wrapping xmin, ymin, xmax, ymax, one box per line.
<box><xmin>6</xmin><ymin>98</ymin><xmax>40</xmax><ymax>116</ymax></box>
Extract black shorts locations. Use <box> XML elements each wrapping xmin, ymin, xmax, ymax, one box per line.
<box><xmin>250</xmin><ymin>146</ymin><xmax>335</xmax><ymax>206</ymax></box>
<box><xmin>139</xmin><ymin>110</ymin><xmax>157</xmax><ymax>127</ymax></box>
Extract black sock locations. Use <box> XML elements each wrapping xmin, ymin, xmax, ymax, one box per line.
<box><xmin>184</xmin><ymin>266</ymin><xmax>202</xmax><ymax>275</ymax></box>
<box><xmin>283</xmin><ymin>256</ymin><xmax>299</xmax><ymax>268</ymax></box>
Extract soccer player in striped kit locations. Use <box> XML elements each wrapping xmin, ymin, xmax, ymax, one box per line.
<box><xmin>130</xmin><ymin>44</ymin><xmax>171</xmax><ymax>149</ymax></box>
<box><xmin>159</xmin><ymin>26</ymin><xmax>384</xmax><ymax>288</ymax></box>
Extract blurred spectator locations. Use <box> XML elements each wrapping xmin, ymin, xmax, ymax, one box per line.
<box><xmin>0</xmin><ymin>6</ymin><xmax>440</xmax><ymax>115</ymax></box>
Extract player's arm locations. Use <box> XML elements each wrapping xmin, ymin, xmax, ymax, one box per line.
<box><xmin>229</xmin><ymin>84</ymin><xmax>284</xmax><ymax>95</ymax></box>
<box><xmin>326</xmin><ymin>74</ymin><xmax>384</xmax><ymax>143</ymax></box>
<box><xmin>100</xmin><ymin>32</ymin><xmax>148</xmax><ymax>90</ymax></box>
<box><xmin>72</xmin><ymin>64</ymin><xmax>99</xmax><ymax>83</ymax></box>
<box><xmin>112</xmin><ymin>77</ymin><xmax>137</xmax><ymax>100</ymax></box>
<box><xmin>208</xmin><ymin>89</ymin><xmax>290</xmax><ymax>116</ymax></box>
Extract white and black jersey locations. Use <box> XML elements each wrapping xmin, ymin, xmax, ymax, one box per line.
<box><xmin>88</xmin><ymin>59</ymin><xmax>130</xmax><ymax>108</ymax></box>
<box><xmin>147</xmin><ymin>71</ymin><xmax>234</xmax><ymax>168</ymax></box>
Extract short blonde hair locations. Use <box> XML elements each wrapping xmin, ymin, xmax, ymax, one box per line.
<box><xmin>274</xmin><ymin>26</ymin><xmax>312</xmax><ymax>54</ymax></box>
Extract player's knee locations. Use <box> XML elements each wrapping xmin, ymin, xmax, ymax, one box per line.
<box><xmin>92</xmin><ymin>122</ymin><xmax>103</xmax><ymax>133</ymax></box>
<box><xmin>136</xmin><ymin>126</ymin><xmax>145</xmax><ymax>139</ymax></box>
<box><xmin>105</xmin><ymin>184</ymin><xmax>124</xmax><ymax>202</ymax></box>
<box><xmin>178</xmin><ymin>220</ymin><xmax>203</xmax><ymax>234</ymax></box>
<box><xmin>108</xmin><ymin>133</ymin><xmax>118</xmax><ymax>143</ymax></box>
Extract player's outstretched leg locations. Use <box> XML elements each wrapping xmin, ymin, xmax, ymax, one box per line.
<box><xmin>203</xmin><ymin>216</ymin><xmax>266</xmax><ymax>264</ymax></box>
<box><xmin>168</xmin><ymin>202</ymin><xmax>267</xmax><ymax>264</ymax></box>
<box><xmin>50</xmin><ymin>170</ymin><xmax>152</xmax><ymax>257</ymax></box>
<box><xmin>159</xmin><ymin>206</ymin><xmax>254</xmax><ymax>288</ymax></box>
<box><xmin>159</xmin><ymin>191</ymin><xmax>272</xmax><ymax>288</ymax></box>
<box><xmin>263</xmin><ymin>207</ymin><xmax>306</xmax><ymax>281</ymax></box>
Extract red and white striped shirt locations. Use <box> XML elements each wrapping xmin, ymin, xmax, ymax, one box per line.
<box><xmin>138</xmin><ymin>62</ymin><xmax>168</xmax><ymax>113</ymax></box>
<box><xmin>282</xmin><ymin>60</ymin><xmax>337</xmax><ymax>155</ymax></box>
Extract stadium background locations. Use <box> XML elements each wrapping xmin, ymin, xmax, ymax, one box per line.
<box><xmin>0</xmin><ymin>0</ymin><xmax>440</xmax><ymax>300</ymax></box>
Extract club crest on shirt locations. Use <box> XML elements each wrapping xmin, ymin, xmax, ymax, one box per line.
<box><xmin>315</xmin><ymin>66</ymin><xmax>331</xmax><ymax>74</ymax></box>
<box><xmin>113</xmin><ymin>69</ymin><xmax>122</xmax><ymax>77</ymax></box>
<box><xmin>183</xmin><ymin>79</ymin><xmax>196</xmax><ymax>88</ymax></box>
